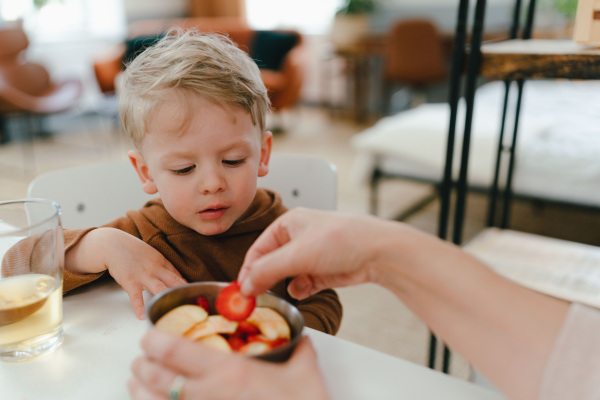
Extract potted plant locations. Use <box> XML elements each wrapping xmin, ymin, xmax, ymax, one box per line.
<box><xmin>552</xmin><ymin>0</ymin><xmax>578</xmax><ymax>20</ymax></box>
<box><xmin>336</xmin><ymin>0</ymin><xmax>375</xmax><ymax>15</ymax></box>
<box><xmin>330</xmin><ymin>0</ymin><xmax>376</xmax><ymax>51</ymax></box>
<box><xmin>538</xmin><ymin>0</ymin><xmax>578</xmax><ymax>36</ymax></box>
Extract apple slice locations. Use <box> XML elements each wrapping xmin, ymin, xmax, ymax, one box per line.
<box><xmin>185</xmin><ymin>315</ymin><xmax>238</xmax><ymax>341</ymax></box>
<box><xmin>198</xmin><ymin>334</ymin><xmax>232</xmax><ymax>353</ymax></box>
<box><xmin>239</xmin><ymin>341</ymin><xmax>271</xmax><ymax>356</ymax></box>
<box><xmin>155</xmin><ymin>304</ymin><xmax>208</xmax><ymax>336</ymax></box>
<box><xmin>247</xmin><ymin>307</ymin><xmax>291</xmax><ymax>340</ymax></box>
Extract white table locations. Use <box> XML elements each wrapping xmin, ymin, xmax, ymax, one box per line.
<box><xmin>0</xmin><ymin>279</ymin><xmax>505</xmax><ymax>400</ymax></box>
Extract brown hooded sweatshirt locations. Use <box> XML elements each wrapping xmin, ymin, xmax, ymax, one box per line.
<box><xmin>62</xmin><ymin>188</ymin><xmax>342</xmax><ymax>334</ymax></box>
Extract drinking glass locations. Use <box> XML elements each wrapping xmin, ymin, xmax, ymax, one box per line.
<box><xmin>0</xmin><ymin>199</ymin><xmax>64</xmax><ymax>361</ymax></box>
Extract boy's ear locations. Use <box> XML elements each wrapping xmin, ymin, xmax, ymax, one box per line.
<box><xmin>258</xmin><ymin>131</ymin><xmax>273</xmax><ymax>178</ymax></box>
<box><xmin>128</xmin><ymin>150</ymin><xmax>158</xmax><ymax>194</ymax></box>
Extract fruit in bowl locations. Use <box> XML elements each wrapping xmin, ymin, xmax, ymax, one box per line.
<box><xmin>147</xmin><ymin>282</ymin><xmax>304</xmax><ymax>362</ymax></box>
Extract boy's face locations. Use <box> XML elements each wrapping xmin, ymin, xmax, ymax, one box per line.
<box><xmin>129</xmin><ymin>95</ymin><xmax>272</xmax><ymax>236</ymax></box>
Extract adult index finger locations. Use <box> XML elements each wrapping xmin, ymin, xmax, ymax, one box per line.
<box><xmin>238</xmin><ymin>215</ymin><xmax>293</xmax><ymax>292</ymax></box>
<box><xmin>240</xmin><ymin>242</ymin><xmax>312</xmax><ymax>297</ymax></box>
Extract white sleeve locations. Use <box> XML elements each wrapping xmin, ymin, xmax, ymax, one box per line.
<box><xmin>538</xmin><ymin>303</ymin><xmax>600</xmax><ymax>399</ymax></box>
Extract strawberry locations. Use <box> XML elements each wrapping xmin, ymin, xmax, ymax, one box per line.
<box><xmin>195</xmin><ymin>296</ymin><xmax>210</xmax><ymax>313</ymax></box>
<box><xmin>227</xmin><ymin>335</ymin><xmax>246</xmax><ymax>351</ymax></box>
<box><xmin>215</xmin><ymin>282</ymin><xmax>256</xmax><ymax>321</ymax></box>
<box><xmin>236</xmin><ymin>321</ymin><xmax>260</xmax><ymax>335</ymax></box>
<box><xmin>246</xmin><ymin>333</ymin><xmax>267</xmax><ymax>344</ymax></box>
<box><xmin>246</xmin><ymin>334</ymin><xmax>289</xmax><ymax>348</ymax></box>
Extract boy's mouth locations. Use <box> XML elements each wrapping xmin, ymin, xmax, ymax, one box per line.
<box><xmin>198</xmin><ymin>206</ymin><xmax>228</xmax><ymax>220</ymax></box>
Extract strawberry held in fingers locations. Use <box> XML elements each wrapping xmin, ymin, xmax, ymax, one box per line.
<box><xmin>215</xmin><ymin>281</ymin><xmax>256</xmax><ymax>321</ymax></box>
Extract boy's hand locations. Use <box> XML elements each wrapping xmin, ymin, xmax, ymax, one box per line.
<box><xmin>65</xmin><ymin>228</ymin><xmax>187</xmax><ymax>319</ymax></box>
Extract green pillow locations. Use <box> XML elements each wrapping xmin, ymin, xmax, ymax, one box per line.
<box><xmin>250</xmin><ymin>31</ymin><xmax>299</xmax><ymax>71</ymax></box>
<box><xmin>123</xmin><ymin>34</ymin><xmax>166</xmax><ymax>65</ymax></box>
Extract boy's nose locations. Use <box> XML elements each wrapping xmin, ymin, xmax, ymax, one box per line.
<box><xmin>198</xmin><ymin>168</ymin><xmax>226</xmax><ymax>194</ymax></box>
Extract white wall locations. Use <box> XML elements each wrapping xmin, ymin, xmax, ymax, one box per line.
<box><xmin>370</xmin><ymin>0</ymin><xmax>515</xmax><ymax>33</ymax></box>
<box><xmin>123</xmin><ymin>0</ymin><xmax>188</xmax><ymax>22</ymax></box>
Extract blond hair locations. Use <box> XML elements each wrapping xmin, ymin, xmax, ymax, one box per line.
<box><xmin>119</xmin><ymin>28</ymin><xmax>270</xmax><ymax>148</ymax></box>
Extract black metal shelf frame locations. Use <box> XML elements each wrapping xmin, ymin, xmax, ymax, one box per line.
<box><xmin>430</xmin><ymin>0</ymin><xmax>539</xmax><ymax>373</ymax></box>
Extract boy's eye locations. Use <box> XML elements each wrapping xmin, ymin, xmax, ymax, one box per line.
<box><xmin>172</xmin><ymin>165</ymin><xmax>195</xmax><ymax>175</ymax></box>
<box><xmin>223</xmin><ymin>159</ymin><xmax>246</xmax><ymax>166</ymax></box>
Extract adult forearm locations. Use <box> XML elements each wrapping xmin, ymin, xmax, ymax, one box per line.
<box><xmin>371</xmin><ymin>224</ymin><xmax>569</xmax><ymax>400</ymax></box>
<box><xmin>240</xmin><ymin>210</ymin><xmax>571</xmax><ymax>399</ymax></box>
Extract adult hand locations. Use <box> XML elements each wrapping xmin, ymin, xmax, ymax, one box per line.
<box><xmin>239</xmin><ymin>208</ymin><xmax>573</xmax><ymax>400</ymax></box>
<box><xmin>128</xmin><ymin>329</ymin><xmax>330</xmax><ymax>400</ymax></box>
<box><xmin>239</xmin><ymin>208</ymin><xmax>402</xmax><ymax>299</ymax></box>
<box><xmin>65</xmin><ymin>227</ymin><xmax>186</xmax><ymax>319</ymax></box>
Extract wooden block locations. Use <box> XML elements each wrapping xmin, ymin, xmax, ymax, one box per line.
<box><xmin>573</xmin><ymin>0</ymin><xmax>600</xmax><ymax>46</ymax></box>
<box><xmin>479</xmin><ymin>40</ymin><xmax>600</xmax><ymax>80</ymax></box>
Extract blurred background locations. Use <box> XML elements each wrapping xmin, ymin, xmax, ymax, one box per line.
<box><xmin>0</xmin><ymin>0</ymin><xmax>576</xmax><ymax>125</ymax></box>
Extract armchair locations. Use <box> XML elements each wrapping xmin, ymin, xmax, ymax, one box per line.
<box><xmin>381</xmin><ymin>19</ymin><xmax>448</xmax><ymax>113</ymax></box>
<box><xmin>92</xmin><ymin>17</ymin><xmax>305</xmax><ymax>113</ymax></box>
<box><xmin>0</xmin><ymin>26</ymin><xmax>83</xmax><ymax>142</ymax></box>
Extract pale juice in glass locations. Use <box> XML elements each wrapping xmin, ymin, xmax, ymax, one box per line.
<box><xmin>0</xmin><ymin>274</ymin><xmax>63</xmax><ymax>353</ymax></box>
<box><xmin>0</xmin><ymin>199</ymin><xmax>64</xmax><ymax>361</ymax></box>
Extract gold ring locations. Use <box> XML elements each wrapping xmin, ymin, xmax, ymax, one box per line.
<box><xmin>168</xmin><ymin>375</ymin><xmax>185</xmax><ymax>400</ymax></box>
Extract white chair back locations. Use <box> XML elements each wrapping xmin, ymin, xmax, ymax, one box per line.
<box><xmin>27</xmin><ymin>159</ymin><xmax>155</xmax><ymax>229</ymax></box>
<box><xmin>259</xmin><ymin>153</ymin><xmax>337</xmax><ymax>211</ymax></box>
<box><xmin>27</xmin><ymin>154</ymin><xmax>337</xmax><ymax>229</ymax></box>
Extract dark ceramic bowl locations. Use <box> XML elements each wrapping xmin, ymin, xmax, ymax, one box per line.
<box><xmin>146</xmin><ymin>282</ymin><xmax>304</xmax><ymax>362</ymax></box>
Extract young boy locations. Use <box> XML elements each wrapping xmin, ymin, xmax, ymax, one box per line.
<box><xmin>61</xmin><ymin>29</ymin><xmax>342</xmax><ymax>335</ymax></box>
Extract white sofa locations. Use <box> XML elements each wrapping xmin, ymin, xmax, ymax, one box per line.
<box><xmin>351</xmin><ymin>79</ymin><xmax>600</xmax><ymax>211</ymax></box>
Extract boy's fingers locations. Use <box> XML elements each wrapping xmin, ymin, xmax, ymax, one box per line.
<box><xmin>126</xmin><ymin>288</ymin><xmax>146</xmax><ymax>320</ymax></box>
<box><xmin>158</xmin><ymin>265</ymin><xmax>187</xmax><ymax>287</ymax></box>
<box><xmin>144</xmin><ymin>266</ymin><xmax>181</xmax><ymax>294</ymax></box>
